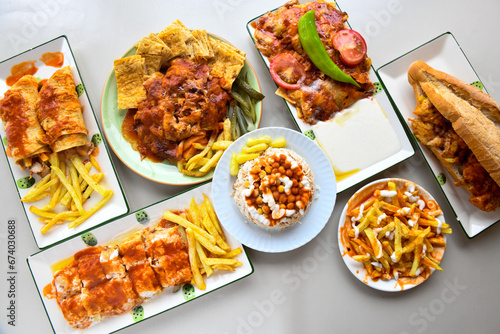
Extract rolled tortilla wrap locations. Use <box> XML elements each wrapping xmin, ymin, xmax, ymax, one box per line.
<box><xmin>0</xmin><ymin>75</ymin><xmax>50</xmax><ymax>168</ymax></box>
<box><xmin>37</xmin><ymin>66</ymin><xmax>90</xmax><ymax>153</ymax></box>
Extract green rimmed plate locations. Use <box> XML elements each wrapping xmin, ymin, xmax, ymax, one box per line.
<box><xmin>0</xmin><ymin>36</ymin><xmax>129</xmax><ymax>249</ymax></box>
<box><xmin>376</xmin><ymin>32</ymin><xmax>500</xmax><ymax>238</ymax></box>
<box><xmin>27</xmin><ymin>182</ymin><xmax>253</xmax><ymax>333</ymax></box>
<box><xmin>246</xmin><ymin>5</ymin><xmax>415</xmax><ymax>194</ymax></box>
<box><xmin>101</xmin><ymin>33</ymin><xmax>262</xmax><ymax>185</ymax></box>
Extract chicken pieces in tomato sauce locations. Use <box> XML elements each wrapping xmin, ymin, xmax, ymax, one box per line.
<box><xmin>123</xmin><ymin>58</ymin><xmax>231</xmax><ymax>163</ymax></box>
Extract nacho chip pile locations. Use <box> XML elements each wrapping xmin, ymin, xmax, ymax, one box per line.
<box><xmin>114</xmin><ymin>20</ymin><xmax>246</xmax><ymax>110</ymax></box>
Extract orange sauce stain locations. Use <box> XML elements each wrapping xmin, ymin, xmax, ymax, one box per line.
<box><xmin>43</xmin><ymin>282</ymin><xmax>56</xmax><ymax>299</ymax></box>
<box><xmin>40</xmin><ymin>51</ymin><xmax>64</xmax><ymax>68</ymax></box>
<box><xmin>6</xmin><ymin>61</ymin><xmax>38</xmax><ymax>86</ymax></box>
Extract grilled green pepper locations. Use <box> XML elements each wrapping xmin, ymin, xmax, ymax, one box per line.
<box><xmin>298</xmin><ymin>10</ymin><xmax>360</xmax><ymax>88</ymax></box>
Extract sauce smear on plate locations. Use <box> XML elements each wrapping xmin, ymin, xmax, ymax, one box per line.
<box><xmin>6</xmin><ymin>61</ymin><xmax>38</xmax><ymax>86</ymax></box>
<box><xmin>40</xmin><ymin>51</ymin><xmax>64</xmax><ymax>68</ymax></box>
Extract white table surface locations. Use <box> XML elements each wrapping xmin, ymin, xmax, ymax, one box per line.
<box><xmin>1</xmin><ymin>1</ymin><xmax>500</xmax><ymax>333</ymax></box>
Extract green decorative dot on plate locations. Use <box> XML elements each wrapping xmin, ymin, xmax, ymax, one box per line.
<box><xmin>3</xmin><ymin>137</ymin><xmax>8</xmax><ymax>146</ymax></box>
<box><xmin>437</xmin><ymin>173</ymin><xmax>446</xmax><ymax>186</ymax></box>
<box><xmin>91</xmin><ymin>133</ymin><xmax>102</xmax><ymax>146</ymax></box>
<box><xmin>470</xmin><ymin>81</ymin><xmax>483</xmax><ymax>90</ymax></box>
<box><xmin>304</xmin><ymin>130</ymin><xmax>315</xmax><ymax>140</ymax></box>
<box><xmin>135</xmin><ymin>210</ymin><xmax>150</xmax><ymax>224</ymax></box>
<box><xmin>75</xmin><ymin>83</ymin><xmax>85</xmax><ymax>97</ymax></box>
<box><xmin>373</xmin><ymin>82</ymin><xmax>383</xmax><ymax>95</ymax></box>
<box><xmin>182</xmin><ymin>283</ymin><xmax>195</xmax><ymax>301</ymax></box>
<box><xmin>16</xmin><ymin>176</ymin><xmax>35</xmax><ymax>189</ymax></box>
<box><xmin>81</xmin><ymin>232</ymin><xmax>97</xmax><ymax>246</ymax></box>
<box><xmin>131</xmin><ymin>305</ymin><xmax>144</xmax><ymax>322</ymax></box>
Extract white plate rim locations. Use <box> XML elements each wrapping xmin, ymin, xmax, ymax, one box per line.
<box><xmin>211</xmin><ymin>126</ymin><xmax>337</xmax><ymax>253</ymax></box>
<box><xmin>337</xmin><ymin>177</ymin><xmax>447</xmax><ymax>292</ymax></box>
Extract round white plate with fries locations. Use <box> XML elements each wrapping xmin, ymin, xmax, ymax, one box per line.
<box><xmin>338</xmin><ymin>178</ymin><xmax>450</xmax><ymax>292</ymax></box>
<box><xmin>101</xmin><ymin>35</ymin><xmax>263</xmax><ymax>186</ymax></box>
<box><xmin>212</xmin><ymin>126</ymin><xmax>337</xmax><ymax>253</ymax></box>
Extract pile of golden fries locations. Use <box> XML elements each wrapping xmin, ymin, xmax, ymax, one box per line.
<box><xmin>163</xmin><ymin>194</ymin><xmax>243</xmax><ymax>290</ymax></box>
<box><xmin>22</xmin><ymin>153</ymin><xmax>113</xmax><ymax>234</ymax></box>
<box><xmin>340</xmin><ymin>180</ymin><xmax>451</xmax><ymax>286</ymax></box>
<box><xmin>229</xmin><ymin>135</ymin><xmax>287</xmax><ymax>176</ymax></box>
<box><xmin>176</xmin><ymin>119</ymin><xmax>233</xmax><ymax>178</ymax></box>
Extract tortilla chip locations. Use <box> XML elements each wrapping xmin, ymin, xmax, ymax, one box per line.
<box><xmin>207</xmin><ymin>37</ymin><xmax>246</xmax><ymax>90</ymax></box>
<box><xmin>146</xmin><ymin>33</ymin><xmax>167</xmax><ymax>48</ymax></box>
<box><xmin>157</xmin><ymin>20</ymin><xmax>194</xmax><ymax>61</ymax></box>
<box><xmin>136</xmin><ymin>35</ymin><xmax>171</xmax><ymax>74</ymax></box>
<box><xmin>190</xmin><ymin>30</ymin><xmax>211</xmax><ymax>59</ymax></box>
<box><xmin>211</xmin><ymin>36</ymin><xmax>246</xmax><ymax>58</ymax></box>
<box><xmin>142</xmin><ymin>55</ymin><xmax>163</xmax><ymax>75</ymax></box>
<box><xmin>146</xmin><ymin>33</ymin><xmax>173</xmax><ymax>66</ymax></box>
<box><xmin>197</xmin><ymin>30</ymin><xmax>214</xmax><ymax>58</ymax></box>
<box><xmin>136</xmin><ymin>35</ymin><xmax>168</xmax><ymax>57</ymax></box>
<box><xmin>114</xmin><ymin>55</ymin><xmax>146</xmax><ymax>110</ymax></box>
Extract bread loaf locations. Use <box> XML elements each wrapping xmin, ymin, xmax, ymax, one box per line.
<box><xmin>408</xmin><ymin>61</ymin><xmax>500</xmax><ymax>211</ymax></box>
<box><xmin>408</xmin><ymin>60</ymin><xmax>500</xmax><ymax>187</ymax></box>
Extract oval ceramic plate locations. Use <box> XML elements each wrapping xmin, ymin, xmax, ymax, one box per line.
<box><xmin>212</xmin><ymin>127</ymin><xmax>337</xmax><ymax>253</ymax></box>
<box><xmin>101</xmin><ymin>34</ymin><xmax>262</xmax><ymax>185</ymax></box>
<box><xmin>338</xmin><ymin>178</ymin><xmax>447</xmax><ymax>292</ymax></box>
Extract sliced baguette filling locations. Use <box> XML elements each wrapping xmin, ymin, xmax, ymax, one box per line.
<box><xmin>409</xmin><ymin>96</ymin><xmax>500</xmax><ymax>212</ymax></box>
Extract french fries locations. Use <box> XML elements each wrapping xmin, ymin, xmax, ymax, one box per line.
<box><xmin>162</xmin><ymin>194</ymin><xmax>243</xmax><ymax>290</ymax></box>
<box><xmin>176</xmin><ymin>74</ymin><xmax>264</xmax><ymax>177</ymax></box>
<box><xmin>177</xmin><ymin>118</ymin><xmax>234</xmax><ymax>177</ymax></box>
<box><xmin>21</xmin><ymin>152</ymin><xmax>113</xmax><ymax>234</ymax></box>
<box><xmin>340</xmin><ymin>180</ymin><xmax>451</xmax><ymax>287</ymax></box>
<box><xmin>229</xmin><ymin>135</ymin><xmax>287</xmax><ymax>176</ymax></box>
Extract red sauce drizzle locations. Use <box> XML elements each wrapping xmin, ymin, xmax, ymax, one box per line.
<box><xmin>6</xmin><ymin>61</ymin><xmax>38</xmax><ymax>86</ymax></box>
<box><xmin>40</xmin><ymin>52</ymin><xmax>64</xmax><ymax>68</ymax></box>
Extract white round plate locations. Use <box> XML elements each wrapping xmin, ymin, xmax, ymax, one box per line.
<box><xmin>338</xmin><ymin>178</ymin><xmax>447</xmax><ymax>292</ymax></box>
<box><xmin>212</xmin><ymin>127</ymin><xmax>336</xmax><ymax>253</ymax></box>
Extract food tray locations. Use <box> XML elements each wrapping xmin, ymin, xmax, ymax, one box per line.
<box><xmin>376</xmin><ymin>32</ymin><xmax>500</xmax><ymax>238</ymax></box>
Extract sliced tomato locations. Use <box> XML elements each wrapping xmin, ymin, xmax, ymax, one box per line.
<box><xmin>331</xmin><ymin>29</ymin><xmax>367</xmax><ymax>66</ymax></box>
<box><xmin>269</xmin><ymin>53</ymin><xmax>306</xmax><ymax>90</ymax></box>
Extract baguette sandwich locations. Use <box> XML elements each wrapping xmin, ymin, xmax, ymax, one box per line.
<box><xmin>408</xmin><ymin>60</ymin><xmax>500</xmax><ymax>212</ymax></box>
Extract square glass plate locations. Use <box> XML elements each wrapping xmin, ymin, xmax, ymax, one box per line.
<box><xmin>246</xmin><ymin>5</ymin><xmax>414</xmax><ymax>193</ymax></box>
<box><xmin>27</xmin><ymin>181</ymin><xmax>253</xmax><ymax>333</ymax></box>
<box><xmin>0</xmin><ymin>36</ymin><xmax>129</xmax><ymax>248</ymax></box>
<box><xmin>376</xmin><ymin>32</ymin><xmax>499</xmax><ymax>238</ymax></box>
